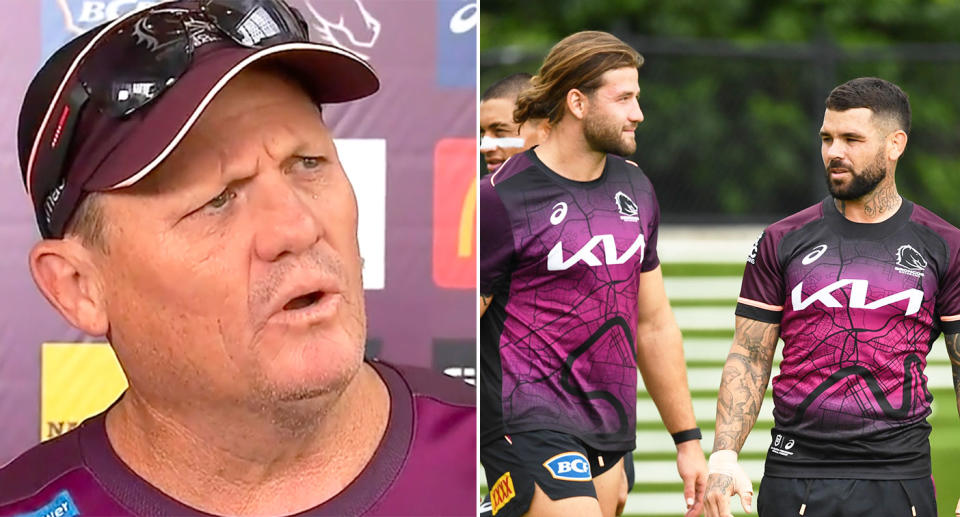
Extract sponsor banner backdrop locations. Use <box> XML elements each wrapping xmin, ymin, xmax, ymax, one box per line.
<box><xmin>0</xmin><ymin>0</ymin><xmax>477</xmax><ymax>465</ymax></box>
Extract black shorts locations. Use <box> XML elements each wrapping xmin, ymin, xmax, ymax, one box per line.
<box><xmin>757</xmin><ymin>476</ymin><xmax>936</xmax><ymax>517</ymax></box>
<box><xmin>481</xmin><ymin>430</ymin><xmax>629</xmax><ymax>517</ymax></box>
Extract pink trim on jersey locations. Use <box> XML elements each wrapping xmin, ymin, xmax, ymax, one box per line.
<box><xmin>489</xmin><ymin>154</ymin><xmax>517</xmax><ymax>187</ymax></box>
<box><xmin>737</xmin><ymin>297</ymin><xmax>783</xmax><ymax>312</ymax></box>
<box><xmin>941</xmin><ymin>313</ymin><xmax>960</xmax><ymax>321</ymax></box>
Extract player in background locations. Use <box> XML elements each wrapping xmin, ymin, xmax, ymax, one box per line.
<box><xmin>480</xmin><ymin>30</ymin><xmax>707</xmax><ymax>517</ymax></box>
<box><xmin>479</xmin><ymin>73</ymin><xmax>549</xmax><ymax>175</ymax></box>
<box><xmin>478</xmin><ymin>72</ymin><xmax>635</xmax><ymax>516</ymax></box>
<box><xmin>704</xmin><ymin>77</ymin><xmax>960</xmax><ymax>517</ymax></box>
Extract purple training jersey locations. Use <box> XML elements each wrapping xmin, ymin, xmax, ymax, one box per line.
<box><xmin>0</xmin><ymin>360</ymin><xmax>475</xmax><ymax>516</ymax></box>
<box><xmin>479</xmin><ymin>149</ymin><xmax>660</xmax><ymax>451</ymax></box>
<box><xmin>737</xmin><ymin>197</ymin><xmax>960</xmax><ymax>479</ymax></box>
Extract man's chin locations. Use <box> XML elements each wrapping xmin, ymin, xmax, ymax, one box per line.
<box><xmin>255</xmin><ymin>338</ymin><xmax>364</xmax><ymax>401</ymax></box>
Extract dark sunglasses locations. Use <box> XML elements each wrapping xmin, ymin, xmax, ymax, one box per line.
<box><xmin>29</xmin><ymin>0</ymin><xmax>310</xmax><ymax>237</ymax></box>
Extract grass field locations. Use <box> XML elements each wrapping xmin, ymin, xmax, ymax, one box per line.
<box><xmin>481</xmin><ymin>259</ymin><xmax>960</xmax><ymax>517</ymax></box>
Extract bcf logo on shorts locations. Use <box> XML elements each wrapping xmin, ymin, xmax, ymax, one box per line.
<box><xmin>542</xmin><ymin>452</ymin><xmax>592</xmax><ymax>481</ymax></box>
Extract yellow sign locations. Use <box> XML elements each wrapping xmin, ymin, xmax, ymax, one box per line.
<box><xmin>490</xmin><ymin>471</ymin><xmax>516</xmax><ymax>515</ymax></box>
<box><xmin>41</xmin><ymin>343</ymin><xmax>128</xmax><ymax>441</ymax></box>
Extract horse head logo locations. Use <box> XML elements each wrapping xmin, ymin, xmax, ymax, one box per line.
<box><xmin>896</xmin><ymin>245</ymin><xmax>927</xmax><ymax>271</ymax></box>
<box><xmin>302</xmin><ymin>0</ymin><xmax>380</xmax><ymax>59</ymax></box>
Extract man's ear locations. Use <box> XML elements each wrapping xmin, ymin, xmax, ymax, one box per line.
<box><xmin>565</xmin><ymin>88</ymin><xmax>589</xmax><ymax>120</ymax></box>
<box><xmin>29</xmin><ymin>239</ymin><xmax>109</xmax><ymax>336</ymax></box>
<box><xmin>887</xmin><ymin>129</ymin><xmax>908</xmax><ymax>161</ymax></box>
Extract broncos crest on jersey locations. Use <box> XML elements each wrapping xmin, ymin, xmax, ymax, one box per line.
<box><xmin>736</xmin><ymin>197</ymin><xmax>960</xmax><ymax>479</ymax></box>
<box><xmin>479</xmin><ymin>149</ymin><xmax>660</xmax><ymax>451</ymax></box>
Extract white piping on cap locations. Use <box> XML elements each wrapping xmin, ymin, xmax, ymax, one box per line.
<box><xmin>109</xmin><ymin>42</ymin><xmax>374</xmax><ymax>189</ymax></box>
<box><xmin>25</xmin><ymin>0</ymin><xmax>178</xmax><ymax>196</ymax></box>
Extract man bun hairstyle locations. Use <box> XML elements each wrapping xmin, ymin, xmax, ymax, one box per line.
<box><xmin>514</xmin><ymin>31</ymin><xmax>642</xmax><ymax>125</ymax></box>
<box><xmin>825</xmin><ymin>77</ymin><xmax>911</xmax><ymax>135</ymax></box>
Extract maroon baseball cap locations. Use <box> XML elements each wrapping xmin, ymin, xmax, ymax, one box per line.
<box><xmin>18</xmin><ymin>0</ymin><xmax>379</xmax><ymax>239</ymax></box>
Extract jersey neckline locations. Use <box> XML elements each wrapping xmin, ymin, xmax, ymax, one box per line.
<box><xmin>526</xmin><ymin>147</ymin><xmax>610</xmax><ymax>189</ymax></box>
<box><xmin>820</xmin><ymin>195</ymin><xmax>914</xmax><ymax>239</ymax></box>
<box><xmin>80</xmin><ymin>360</ymin><xmax>413</xmax><ymax>516</ymax></box>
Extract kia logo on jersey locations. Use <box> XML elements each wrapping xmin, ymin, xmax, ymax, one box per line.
<box><xmin>542</xmin><ymin>452</ymin><xmax>592</xmax><ymax>481</ymax></box>
<box><xmin>791</xmin><ymin>279</ymin><xmax>923</xmax><ymax>316</ymax></box>
<box><xmin>547</xmin><ymin>233</ymin><xmax>646</xmax><ymax>271</ymax></box>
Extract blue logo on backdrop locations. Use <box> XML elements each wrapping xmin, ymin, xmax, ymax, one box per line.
<box><xmin>435</xmin><ymin>0</ymin><xmax>475</xmax><ymax>88</ymax></box>
<box><xmin>41</xmin><ymin>0</ymin><xmax>161</xmax><ymax>63</ymax></box>
<box><xmin>542</xmin><ymin>452</ymin><xmax>592</xmax><ymax>481</ymax></box>
<box><xmin>17</xmin><ymin>490</ymin><xmax>80</xmax><ymax>517</ymax></box>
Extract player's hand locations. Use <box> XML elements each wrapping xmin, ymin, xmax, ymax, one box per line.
<box><xmin>676</xmin><ymin>440</ymin><xmax>707</xmax><ymax>517</ymax></box>
<box><xmin>704</xmin><ymin>450</ymin><xmax>753</xmax><ymax>517</ymax></box>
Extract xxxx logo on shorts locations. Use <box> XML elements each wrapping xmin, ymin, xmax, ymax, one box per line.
<box><xmin>542</xmin><ymin>451</ymin><xmax>592</xmax><ymax>481</ymax></box>
<box><xmin>490</xmin><ymin>471</ymin><xmax>515</xmax><ymax>515</ymax></box>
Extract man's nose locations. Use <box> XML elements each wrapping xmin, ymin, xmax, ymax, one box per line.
<box><xmin>252</xmin><ymin>177</ymin><xmax>322</xmax><ymax>262</ymax></box>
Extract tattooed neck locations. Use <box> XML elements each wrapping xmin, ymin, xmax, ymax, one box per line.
<box><xmin>861</xmin><ymin>184</ymin><xmax>901</xmax><ymax>218</ymax></box>
<box><xmin>834</xmin><ymin>184</ymin><xmax>901</xmax><ymax>222</ymax></box>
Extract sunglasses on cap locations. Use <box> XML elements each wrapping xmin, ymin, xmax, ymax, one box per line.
<box><xmin>27</xmin><ymin>0</ymin><xmax>310</xmax><ymax>238</ymax></box>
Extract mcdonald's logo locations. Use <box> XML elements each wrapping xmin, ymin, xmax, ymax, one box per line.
<box><xmin>433</xmin><ymin>138</ymin><xmax>476</xmax><ymax>289</ymax></box>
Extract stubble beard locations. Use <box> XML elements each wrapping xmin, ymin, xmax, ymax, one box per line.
<box><xmin>583</xmin><ymin>109</ymin><xmax>636</xmax><ymax>157</ymax></box>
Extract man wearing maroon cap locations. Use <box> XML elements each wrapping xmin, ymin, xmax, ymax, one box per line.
<box><xmin>0</xmin><ymin>1</ymin><xmax>474</xmax><ymax>516</ymax></box>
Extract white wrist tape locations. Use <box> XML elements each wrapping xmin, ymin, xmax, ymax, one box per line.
<box><xmin>708</xmin><ymin>450</ymin><xmax>754</xmax><ymax>495</ymax></box>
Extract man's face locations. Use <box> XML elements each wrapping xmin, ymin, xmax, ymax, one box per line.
<box><xmin>93</xmin><ymin>69</ymin><xmax>367</xmax><ymax>414</ymax></box>
<box><xmin>820</xmin><ymin>108</ymin><xmax>889</xmax><ymax>200</ymax></box>
<box><xmin>479</xmin><ymin>97</ymin><xmax>528</xmax><ymax>173</ymax></box>
<box><xmin>582</xmin><ymin>67</ymin><xmax>643</xmax><ymax>157</ymax></box>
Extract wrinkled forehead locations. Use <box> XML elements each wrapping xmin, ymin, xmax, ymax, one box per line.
<box><xmin>131</xmin><ymin>69</ymin><xmax>330</xmax><ymax>193</ymax></box>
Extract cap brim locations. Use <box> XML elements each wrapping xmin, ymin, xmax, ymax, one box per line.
<box><xmin>84</xmin><ymin>42</ymin><xmax>379</xmax><ymax>190</ymax></box>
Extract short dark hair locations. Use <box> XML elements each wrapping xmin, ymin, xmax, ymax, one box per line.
<box><xmin>481</xmin><ymin>73</ymin><xmax>533</xmax><ymax>103</ymax></box>
<box><xmin>825</xmin><ymin>77</ymin><xmax>911</xmax><ymax>134</ymax></box>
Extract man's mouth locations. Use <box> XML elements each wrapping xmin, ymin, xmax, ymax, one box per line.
<box><xmin>486</xmin><ymin>160</ymin><xmax>503</xmax><ymax>172</ymax></box>
<box><xmin>283</xmin><ymin>290</ymin><xmax>325</xmax><ymax>311</ymax></box>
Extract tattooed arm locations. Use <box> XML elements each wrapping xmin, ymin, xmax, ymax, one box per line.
<box><xmin>704</xmin><ymin>316</ymin><xmax>780</xmax><ymax>517</ymax></box>
<box><xmin>948</xmin><ymin>333</ymin><xmax>960</xmax><ymax>419</ymax></box>
<box><xmin>480</xmin><ymin>295</ymin><xmax>493</xmax><ymax>317</ymax></box>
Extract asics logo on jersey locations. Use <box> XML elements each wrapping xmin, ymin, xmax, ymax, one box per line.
<box><xmin>542</xmin><ymin>452</ymin><xmax>592</xmax><ymax>481</ymax></box>
<box><xmin>550</xmin><ymin>202</ymin><xmax>568</xmax><ymax>225</ymax></box>
<box><xmin>801</xmin><ymin>244</ymin><xmax>828</xmax><ymax>265</ymax></box>
<box><xmin>546</xmin><ymin>233</ymin><xmax>645</xmax><ymax>271</ymax></box>
<box><xmin>791</xmin><ymin>279</ymin><xmax>923</xmax><ymax>316</ymax></box>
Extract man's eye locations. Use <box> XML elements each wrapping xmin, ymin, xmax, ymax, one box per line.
<box><xmin>207</xmin><ymin>189</ymin><xmax>236</xmax><ymax>209</ymax></box>
<box><xmin>301</xmin><ymin>156</ymin><xmax>321</xmax><ymax>169</ymax></box>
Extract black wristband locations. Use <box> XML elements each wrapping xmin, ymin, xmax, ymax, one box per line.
<box><xmin>671</xmin><ymin>427</ymin><xmax>702</xmax><ymax>445</ymax></box>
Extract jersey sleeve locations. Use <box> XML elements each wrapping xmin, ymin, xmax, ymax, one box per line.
<box><xmin>937</xmin><ymin>241</ymin><xmax>960</xmax><ymax>334</ymax></box>
<box><xmin>479</xmin><ymin>178</ymin><xmax>515</xmax><ymax>297</ymax></box>
<box><xmin>640</xmin><ymin>183</ymin><xmax>660</xmax><ymax>272</ymax></box>
<box><xmin>735</xmin><ymin>229</ymin><xmax>785</xmax><ymax>323</ymax></box>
